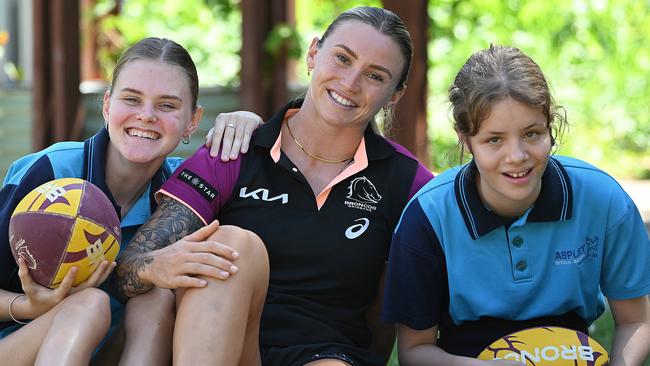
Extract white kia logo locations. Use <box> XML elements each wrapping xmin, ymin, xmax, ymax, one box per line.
<box><xmin>345</xmin><ymin>218</ymin><xmax>369</xmax><ymax>239</ymax></box>
<box><xmin>239</xmin><ymin>187</ymin><xmax>288</xmax><ymax>204</ymax></box>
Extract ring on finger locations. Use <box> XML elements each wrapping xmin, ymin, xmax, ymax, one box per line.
<box><xmin>226</xmin><ymin>123</ymin><xmax>235</xmax><ymax>129</ymax></box>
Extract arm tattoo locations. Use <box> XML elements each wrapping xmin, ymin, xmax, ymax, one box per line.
<box><xmin>113</xmin><ymin>196</ymin><xmax>204</xmax><ymax>300</ymax></box>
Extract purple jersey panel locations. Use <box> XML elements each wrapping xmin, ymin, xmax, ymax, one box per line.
<box><xmin>158</xmin><ymin>146</ymin><xmax>242</xmax><ymax>224</ymax></box>
<box><xmin>385</xmin><ymin>139</ymin><xmax>434</xmax><ymax>198</ymax></box>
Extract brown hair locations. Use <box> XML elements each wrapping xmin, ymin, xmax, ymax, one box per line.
<box><xmin>109</xmin><ymin>37</ymin><xmax>199</xmax><ymax>111</ymax></box>
<box><xmin>318</xmin><ymin>6</ymin><xmax>412</xmax><ymax>92</ymax></box>
<box><xmin>449</xmin><ymin>45</ymin><xmax>566</xmax><ymax>156</ymax></box>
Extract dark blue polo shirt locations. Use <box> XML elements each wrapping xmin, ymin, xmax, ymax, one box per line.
<box><xmin>0</xmin><ymin>128</ymin><xmax>182</xmax><ymax>332</ymax></box>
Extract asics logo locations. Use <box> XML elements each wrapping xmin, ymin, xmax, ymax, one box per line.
<box><xmin>239</xmin><ymin>187</ymin><xmax>288</xmax><ymax>204</ymax></box>
<box><xmin>345</xmin><ymin>218</ymin><xmax>369</xmax><ymax>239</ymax></box>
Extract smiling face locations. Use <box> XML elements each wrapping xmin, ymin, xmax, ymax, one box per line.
<box><xmin>466</xmin><ymin>97</ymin><xmax>552</xmax><ymax>217</ymax></box>
<box><xmin>305</xmin><ymin>20</ymin><xmax>406</xmax><ymax>129</ymax></box>
<box><xmin>102</xmin><ymin>59</ymin><xmax>201</xmax><ymax>166</ymax></box>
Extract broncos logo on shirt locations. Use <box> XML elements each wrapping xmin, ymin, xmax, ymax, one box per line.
<box><xmin>346</xmin><ymin>177</ymin><xmax>382</xmax><ymax>204</ymax></box>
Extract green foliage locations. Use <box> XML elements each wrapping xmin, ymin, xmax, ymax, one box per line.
<box><xmin>89</xmin><ymin>0</ymin><xmax>649</xmax><ymax>178</ymax></box>
<box><xmin>202</xmin><ymin>0</ymin><xmax>238</xmax><ymax>15</ymax></box>
<box><xmin>296</xmin><ymin>0</ymin><xmax>383</xmax><ymax>35</ymax></box>
<box><xmin>295</xmin><ymin>0</ymin><xmax>383</xmax><ymax>41</ymax></box>
<box><xmin>264</xmin><ymin>23</ymin><xmax>304</xmax><ymax>60</ymax></box>
<box><xmin>97</xmin><ymin>0</ymin><xmax>242</xmax><ymax>87</ymax></box>
<box><xmin>426</xmin><ymin>0</ymin><xmax>650</xmax><ymax>177</ymax></box>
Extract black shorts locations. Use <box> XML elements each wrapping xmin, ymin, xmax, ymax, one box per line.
<box><xmin>261</xmin><ymin>343</ymin><xmax>384</xmax><ymax>366</ymax></box>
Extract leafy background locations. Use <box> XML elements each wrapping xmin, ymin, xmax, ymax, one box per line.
<box><xmin>94</xmin><ymin>0</ymin><xmax>649</xmax><ymax>178</ymax></box>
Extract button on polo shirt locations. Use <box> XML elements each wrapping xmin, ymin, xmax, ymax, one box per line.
<box><xmin>516</xmin><ymin>261</ymin><xmax>527</xmax><ymax>271</ymax></box>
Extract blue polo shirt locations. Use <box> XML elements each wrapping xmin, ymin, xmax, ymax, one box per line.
<box><xmin>382</xmin><ymin>156</ymin><xmax>650</xmax><ymax>357</ymax></box>
<box><xmin>0</xmin><ymin>128</ymin><xmax>182</xmax><ymax>332</ymax></box>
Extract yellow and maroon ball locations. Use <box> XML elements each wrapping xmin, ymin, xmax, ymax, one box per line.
<box><xmin>8</xmin><ymin>178</ymin><xmax>120</xmax><ymax>288</ymax></box>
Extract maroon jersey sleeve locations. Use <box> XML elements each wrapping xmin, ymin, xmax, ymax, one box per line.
<box><xmin>157</xmin><ymin>146</ymin><xmax>242</xmax><ymax>224</ymax></box>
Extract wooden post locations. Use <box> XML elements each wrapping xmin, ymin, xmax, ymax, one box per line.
<box><xmin>32</xmin><ymin>0</ymin><xmax>82</xmax><ymax>150</ymax></box>
<box><xmin>32</xmin><ymin>0</ymin><xmax>50</xmax><ymax>150</ymax></box>
<box><xmin>80</xmin><ymin>0</ymin><xmax>101</xmax><ymax>81</ymax></box>
<box><xmin>241</xmin><ymin>0</ymin><xmax>293</xmax><ymax>120</ymax></box>
<box><xmin>382</xmin><ymin>0</ymin><xmax>430</xmax><ymax>167</ymax></box>
<box><xmin>80</xmin><ymin>0</ymin><xmax>122</xmax><ymax>81</ymax></box>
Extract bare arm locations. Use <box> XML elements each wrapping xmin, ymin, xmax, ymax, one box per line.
<box><xmin>2</xmin><ymin>257</ymin><xmax>114</xmax><ymax>321</ymax></box>
<box><xmin>609</xmin><ymin>295</ymin><xmax>650</xmax><ymax>366</ymax></box>
<box><xmin>114</xmin><ymin>196</ymin><xmax>239</xmax><ymax>300</ymax></box>
<box><xmin>365</xmin><ymin>265</ymin><xmax>396</xmax><ymax>362</ymax></box>
<box><xmin>397</xmin><ymin>325</ymin><xmax>520</xmax><ymax>366</ymax></box>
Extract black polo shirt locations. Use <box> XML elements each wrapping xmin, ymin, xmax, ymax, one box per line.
<box><xmin>160</xmin><ymin>100</ymin><xmax>433</xmax><ymax>365</ymax></box>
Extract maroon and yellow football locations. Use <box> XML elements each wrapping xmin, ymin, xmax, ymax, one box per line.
<box><xmin>478</xmin><ymin>326</ymin><xmax>609</xmax><ymax>365</ymax></box>
<box><xmin>8</xmin><ymin>178</ymin><xmax>120</xmax><ymax>288</ymax></box>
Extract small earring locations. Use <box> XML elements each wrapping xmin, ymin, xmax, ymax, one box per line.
<box><xmin>383</xmin><ymin>106</ymin><xmax>389</xmax><ymax>118</ymax></box>
<box><xmin>307</xmin><ymin>65</ymin><xmax>313</xmax><ymax>76</ymax></box>
<box><xmin>182</xmin><ymin>135</ymin><xmax>191</xmax><ymax>145</ymax></box>
<box><xmin>104</xmin><ymin>121</ymin><xmax>109</xmax><ymax>130</ymax></box>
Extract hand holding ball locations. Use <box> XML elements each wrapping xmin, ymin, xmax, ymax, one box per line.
<box><xmin>9</xmin><ymin>178</ymin><xmax>120</xmax><ymax>288</ymax></box>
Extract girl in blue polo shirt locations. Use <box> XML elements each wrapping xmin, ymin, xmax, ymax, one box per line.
<box><xmin>383</xmin><ymin>45</ymin><xmax>650</xmax><ymax>365</ymax></box>
<box><xmin>0</xmin><ymin>37</ymin><xmax>259</xmax><ymax>365</ymax></box>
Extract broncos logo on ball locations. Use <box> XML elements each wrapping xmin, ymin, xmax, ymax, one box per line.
<box><xmin>62</xmin><ymin>230</ymin><xmax>115</xmax><ymax>263</ymax></box>
<box><xmin>28</xmin><ymin>182</ymin><xmax>84</xmax><ymax>211</ymax></box>
<box><xmin>347</xmin><ymin>177</ymin><xmax>382</xmax><ymax>204</ymax></box>
<box><xmin>13</xmin><ymin>238</ymin><xmax>37</xmax><ymax>270</ymax></box>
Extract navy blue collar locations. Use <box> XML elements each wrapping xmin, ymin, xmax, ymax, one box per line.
<box><xmin>82</xmin><ymin>128</ymin><xmax>172</xmax><ymax>218</ymax></box>
<box><xmin>253</xmin><ymin>99</ymin><xmax>395</xmax><ymax>161</ymax></box>
<box><xmin>454</xmin><ymin>157</ymin><xmax>573</xmax><ymax>239</ymax></box>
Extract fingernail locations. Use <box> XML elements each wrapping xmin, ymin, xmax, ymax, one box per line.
<box><xmin>232</xmin><ymin>251</ymin><xmax>239</xmax><ymax>258</ymax></box>
<box><xmin>200</xmin><ymin>279</ymin><xmax>207</xmax><ymax>286</ymax></box>
<box><xmin>220</xmin><ymin>271</ymin><xmax>230</xmax><ymax>278</ymax></box>
<box><xmin>230</xmin><ymin>265</ymin><xmax>238</xmax><ymax>273</ymax></box>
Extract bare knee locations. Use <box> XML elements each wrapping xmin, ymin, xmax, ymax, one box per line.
<box><xmin>56</xmin><ymin>288</ymin><xmax>111</xmax><ymax>331</ymax></box>
<box><xmin>175</xmin><ymin>226</ymin><xmax>268</xmax><ymax>309</ymax></box>
<box><xmin>209</xmin><ymin>225</ymin><xmax>269</xmax><ymax>271</ymax></box>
